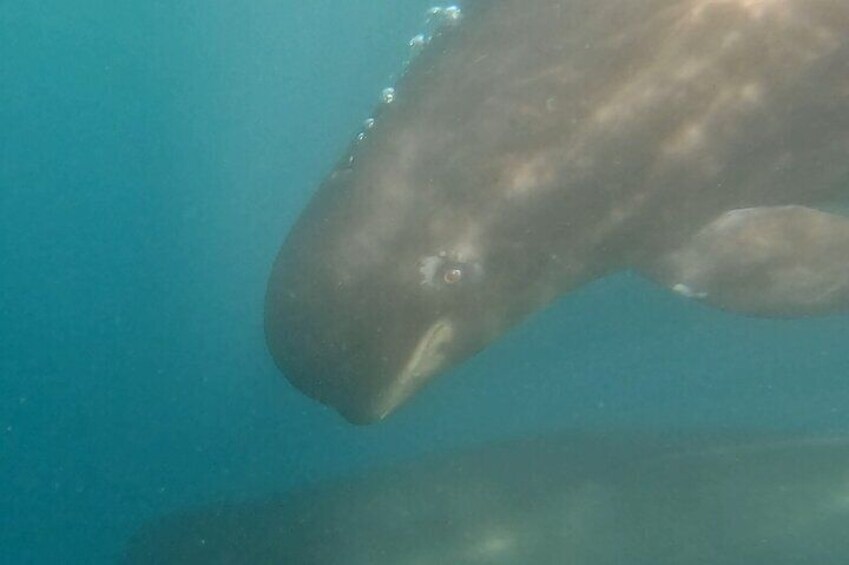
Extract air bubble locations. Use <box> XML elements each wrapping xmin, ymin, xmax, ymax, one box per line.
<box><xmin>356</xmin><ymin>132</ymin><xmax>366</xmax><ymax>142</ymax></box>
<box><xmin>381</xmin><ymin>87</ymin><xmax>396</xmax><ymax>104</ymax></box>
<box><xmin>410</xmin><ymin>33</ymin><xmax>427</xmax><ymax>50</ymax></box>
<box><xmin>444</xmin><ymin>5</ymin><xmax>463</xmax><ymax>23</ymax></box>
<box><xmin>427</xmin><ymin>5</ymin><xmax>463</xmax><ymax>26</ymax></box>
<box><xmin>363</xmin><ymin>118</ymin><xmax>375</xmax><ymax>130</ymax></box>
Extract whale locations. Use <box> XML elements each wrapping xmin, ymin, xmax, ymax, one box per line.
<box><xmin>264</xmin><ymin>0</ymin><xmax>849</xmax><ymax>423</ymax></box>
<box><xmin>123</xmin><ymin>433</ymin><xmax>849</xmax><ymax>564</ymax></box>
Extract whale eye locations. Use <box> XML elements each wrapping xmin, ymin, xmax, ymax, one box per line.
<box><xmin>419</xmin><ymin>255</ymin><xmax>482</xmax><ymax>289</ymax></box>
<box><xmin>443</xmin><ymin>267</ymin><xmax>463</xmax><ymax>284</ymax></box>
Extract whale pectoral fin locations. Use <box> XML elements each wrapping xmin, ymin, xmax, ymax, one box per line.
<box><xmin>639</xmin><ymin>206</ymin><xmax>849</xmax><ymax>317</ymax></box>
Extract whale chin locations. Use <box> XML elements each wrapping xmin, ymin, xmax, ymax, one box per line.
<box><xmin>265</xmin><ymin>283</ymin><xmax>462</xmax><ymax>424</ymax></box>
<box><xmin>347</xmin><ymin>318</ymin><xmax>457</xmax><ymax>424</ymax></box>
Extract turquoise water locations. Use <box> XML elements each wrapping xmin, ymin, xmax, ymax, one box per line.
<box><xmin>1</xmin><ymin>2</ymin><xmax>847</xmax><ymax>563</ymax></box>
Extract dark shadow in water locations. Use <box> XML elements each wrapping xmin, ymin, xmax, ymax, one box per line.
<box><xmin>124</xmin><ymin>431</ymin><xmax>849</xmax><ymax>564</ymax></box>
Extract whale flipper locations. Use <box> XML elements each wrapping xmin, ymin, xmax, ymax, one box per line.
<box><xmin>642</xmin><ymin>206</ymin><xmax>849</xmax><ymax>317</ymax></box>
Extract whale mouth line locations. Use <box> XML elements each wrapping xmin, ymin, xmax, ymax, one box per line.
<box><xmin>377</xmin><ymin>318</ymin><xmax>455</xmax><ymax>420</ymax></box>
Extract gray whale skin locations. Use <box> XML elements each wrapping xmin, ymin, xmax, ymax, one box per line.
<box><xmin>124</xmin><ymin>434</ymin><xmax>849</xmax><ymax>564</ymax></box>
<box><xmin>265</xmin><ymin>0</ymin><xmax>849</xmax><ymax>423</ymax></box>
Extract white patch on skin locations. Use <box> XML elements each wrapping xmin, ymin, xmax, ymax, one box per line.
<box><xmin>591</xmin><ymin>98</ymin><xmax>635</xmax><ymax>127</ymax></box>
<box><xmin>418</xmin><ymin>255</ymin><xmax>443</xmax><ymax>287</ymax></box>
<box><xmin>504</xmin><ymin>155</ymin><xmax>557</xmax><ymax>197</ymax></box>
<box><xmin>673</xmin><ymin>283</ymin><xmax>708</xmax><ymax>299</ymax></box>
<box><xmin>691</xmin><ymin>0</ymin><xmax>790</xmax><ymax>21</ymax></box>
<box><xmin>738</xmin><ymin>82</ymin><xmax>763</xmax><ymax>106</ymax></box>
<box><xmin>453</xmin><ymin>240</ymin><xmax>481</xmax><ymax>262</ymax></box>
<box><xmin>659</xmin><ymin>78</ymin><xmax>765</xmax><ymax>167</ymax></box>
<box><xmin>378</xmin><ymin>318</ymin><xmax>455</xmax><ymax>420</ymax></box>
<box><xmin>738</xmin><ymin>0</ymin><xmax>789</xmax><ymax>19</ymax></box>
<box><xmin>663</xmin><ymin>123</ymin><xmax>707</xmax><ymax>156</ymax></box>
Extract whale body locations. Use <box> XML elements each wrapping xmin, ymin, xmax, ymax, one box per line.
<box><xmin>265</xmin><ymin>0</ymin><xmax>849</xmax><ymax>423</ymax></box>
<box><xmin>124</xmin><ymin>433</ymin><xmax>849</xmax><ymax>564</ymax></box>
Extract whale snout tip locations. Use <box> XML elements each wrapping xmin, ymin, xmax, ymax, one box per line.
<box><xmin>266</xmin><ymin>309</ymin><xmax>457</xmax><ymax>424</ymax></box>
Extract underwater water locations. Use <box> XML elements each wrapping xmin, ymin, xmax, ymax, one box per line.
<box><xmin>1</xmin><ymin>1</ymin><xmax>848</xmax><ymax>563</ymax></box>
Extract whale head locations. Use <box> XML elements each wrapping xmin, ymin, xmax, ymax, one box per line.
<box><xmin>264</xmin><ymin>121</ymin><xmax>579</xmax><ymax>423</ymax></box>
<box><xmin>261</xmin><ymin>17</ymin><xmax>604</xmax><ymax>422</ymax></box>
<box><xmin>262</xmin><ymin>1</ymin><xmax>647</xmax><ymax>423</ymax></box>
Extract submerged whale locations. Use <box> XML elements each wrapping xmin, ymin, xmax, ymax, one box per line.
<box><xmin>124</xmin><ymin>433</ymin><xmax>849</xmax><ymax>564</ymax></box>
<box><xmin>265</xmin><ymin>0</ymin><xmax>849</xmax><ymax>423</ymax></box>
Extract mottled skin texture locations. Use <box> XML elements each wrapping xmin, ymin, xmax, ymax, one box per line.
<box><xmin>125</xmin><ymin>434</ymin><xmax>849</xmax><ymax>564</ymax></box>
<box><xmin>265</xmin><ymin>0</ymin><xmax>849</xmax><ymax>423</ymax></box>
